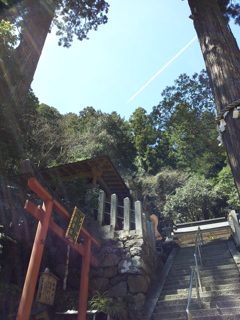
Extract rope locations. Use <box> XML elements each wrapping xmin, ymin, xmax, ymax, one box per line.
<box><xmin>63</xmin><ymin>245</ymin><xmax>70</xmax><ymax>290</ymax></box>
<box><xmin>215</xmin><ymin>99</ymin><xmax>240</xmax><ymax>123</ymax></box>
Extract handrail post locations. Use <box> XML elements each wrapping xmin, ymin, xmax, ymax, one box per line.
<box><xmin>200</xmin><ymin>229</ymin><xmax>204</xmax><ymax>246</ymax></box>
<box><xmin>195</xmin><ymin>227</ymin><xmax>203</xmax><ymax>265</ymax></box>
<box><xmin>197</xmin><ymin>245</ymin><xmax>203</xmax><ymax>266</ymax></box>
<box><xmin>194</xmin><ymin>253</ymin><xmax>202</xmax><ymax>292</ymax></box>
<box><xmin>186</xmin><ymin>267</ymin><xmax>194</xmax><ymax>320</ymax></box>
<box><xmin>194</xmin><ymin>267</ymin><xmax>201</xmax><ymax>308</ymax></box>
<box><xmin>186</xmin><ymin>227</ymin><xmax>203</xmax><ymax>319</ymax></box>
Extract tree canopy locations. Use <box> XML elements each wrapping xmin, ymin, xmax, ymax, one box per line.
<box><xmin>0</xmin><ymin>69</ymin><xmax>235</xmax><ymax>221</ymax></box>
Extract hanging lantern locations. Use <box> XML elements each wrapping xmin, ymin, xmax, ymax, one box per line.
<box><xmin>37</xmin><ymin>268</ymin><xmax>59</xmax><ymax>306</ymax></box>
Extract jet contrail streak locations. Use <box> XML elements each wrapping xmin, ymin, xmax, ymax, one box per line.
<box><xmin>127</xmin><ymin>36</ymin><xmax>197</xmax><ymax>104</ymax></box>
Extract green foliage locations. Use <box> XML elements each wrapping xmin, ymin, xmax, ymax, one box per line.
<box><xmin>88</xmin><ymin>291</ymin><xmax>127</xmax><ymax>319</ymax></box>
<box><xmin>0</xmin><ymin>19</ymin><xmax>17</xmax><ymax>47</ymax></box>
<box><xmin>54</xmin><ymin>287</ymin><xmax>79</xmax><ymax>312</ymax></box>
<box><xmin>213</xmin><ymin>163</ymin><xmax>240</xmax><ymax>211</ymax></box>
<box><xmin>53</xmin><ymin>0</ymin><xmax>109</xmax><ymax>47</ymax></box>
<box><xmin>127</xmin><ymin>71</ymin><xmax>226</xmax><ymax>176</ymax></box>
<box><xmin>133</xmin><ymin>169</ymin><xmax>189</xmax><ymax>216</ymax></box>
<box><xmin>163</xmin><ymin>175</ymin><xmax>225</xmax><ymax>223</ymax></box>
<box><xmin>151</xmin><ymin>70</ymin><xmax>226</xmax><ymax>177</ymax></box>
<box><xmin>0</xmin><ymin>0</ymin><xmax>20</xmax><ymax>12</ymax></box>
<box><xmin>72</xmin><ymin>109</ymin><xmax>137</xmax><ymax>174</ymax></box>
<box><xmin>218</xmin><ymin>0</ymin><xmax>240</xmax><ymax>25</ymax></box>
<box><xmin>129</xmin><ymin>107</ymin><xmax>158</xmax><ymax>173</ymax></box>
<box><xmin>151</xmin><ymin>70</ymin><xmax>215</xmax><ymax>129</ymax></box>
<box><xmin>1</xmin><ymin>0</ymin><xmax>109</xmax><ymax>47</ymax></box>
<box><xmin>0</xmin><ymin>282</ymin><xmax>21</xmax><ymax>317</ymax></box>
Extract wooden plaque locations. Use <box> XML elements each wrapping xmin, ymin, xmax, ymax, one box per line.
<box><xmin>65</xmin><ymin>206</ymin><xmax>85</xmax><ymax>243</ymax></box>
<box><xmin>37</xmin><ymin>272</ymin><xmax>58</xmax><ymax>305</ymax></box>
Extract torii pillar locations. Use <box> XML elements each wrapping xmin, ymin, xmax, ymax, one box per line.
<box><xmin>16</xmin><ymin>176</ymin><xmax>100</xmax><ymax>320</ymax></box>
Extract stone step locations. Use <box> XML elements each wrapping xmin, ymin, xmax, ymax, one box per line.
<box><xmin>169</xmin><ymin>264</ymin><xmax>238</xmax><ymax>276</ymax></box>
<box><xmin>171</xmin><ymin>259</ymin><xmax>234</xmax><ymax>270</ymax></box>
<box><xmin>152</xmin><ymin>306</ymin><xmax>240</xmax><ymax>320</ymax></box>
<box><xmin>161</xmin><ymin>282</ymin><xmax>240</xmax><ymax>296</ymax></box>
<box><xmin>203</xmin><ymin>258</ymin><xmax>235</xmax><ymax>266</ymax></box>
<box><xmin>162</xmin><ymin>277</ymin><xmax>239</xmax><ymax>292</ymax></box>
<box><xmin>174</xmin><ymin>251</ymin><xmax>232</xmax><ymax>260</ymax></box>
<box><xmin>170</xmin><ymin>259</ymin><xmax>235</xmax><ymax>271</ymax></box>
<box><xmin>199</xmin><ymin>263</ymin><xmax>238</xmax><ymax>271</ymax></box>
<box><xmin>156</xmin><ymin>294</ymin><xmax>240</xmax><ymax>308</ymax></box>
<box><xmin>172</xmin><ymin>253</ymin><xmax>233</xmax><ymax>262</ymax></box>
<box><xmin>155</xmin><ymin>301</ymin><xmax>208</xmax><ymax>313</ymax></box>
<box><xmin>153</xmin><ymin>313</ymin><xmax>240</xmax><ymax>320</ymax></box>
<box><xmin>203</xmin><ymin>251</ymin><xmax>233</xmax><ymax>257</ymax></box>
<box><xmin>202</xmin><ymin>245</ymin><xmax>230</xmax><ymax>251</ymax></box>
<box><xmin>164</xmin><ymin>273</ymin><xmax>239</xmax><ymax>286</ymax></box>
<box><xmin>151</xmin><ymin>240</ymin><xmax>240</xmax><ymax>320</ymax></box>
<box><xmin>176</xmin><ymin>244</ymin><xmax>229</xmax><ymax>253</ymax></box>
<box><xmin>156</xmin><ymin>296</ymin><xmax>240</xmax><ymax>314</ymax></box>
<box><xmin>159</xmin><ymin>287</ymin><xmax>240</xmax><ymax>301</ymax></box>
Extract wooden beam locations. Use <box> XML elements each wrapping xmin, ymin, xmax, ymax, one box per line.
<box><xmin>28</xmin><ymin>177</ymin><xmax>53</xmax><ymax>201</ymax></box>
<box><xmin>16</xmin><ymin>200</ymin><xmax>53</xmax><ymax>320</ymax></box>
<box><xmin>78</xmin><ymin>237</ymin><xmax>91</xmax><ymax>320</ymax></box>
<box><xmin>24</xmin><ymin>200</ymin><xmax>99</xmax><ymax>267</ymax></box>
<box><xmin>24</xmin><ymin>200</ymin><xmax>43</xmax><ymax>221</ymax></box>
<box><xmin>53</xmin><ymin>199</ymin><xmax>71</xmax><ymax>221</ymax></box>
<box><xmin>49</xmin><ymin>220</ymin><xmax>99</xmax><ymax>267</ymax></box>
<box><xmin>27</xmin><ymin>178</ymin><xmax>100</xmax><ymax>249</ymax></box>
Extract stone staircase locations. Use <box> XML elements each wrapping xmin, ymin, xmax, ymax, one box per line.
<box><xmin>152</xmin><ymin>240</ymin><xmax>240</xmax><ymax>320</ymax></box>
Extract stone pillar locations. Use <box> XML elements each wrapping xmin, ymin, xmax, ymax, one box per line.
<box><xmin>98</xmin><ymin>190</ymin><xmax>106</xmax><ymax>225</ymax></box>
<box><xmin>135</xmin><ymin>201</ymin><xmax>143</xmax><ymax>235</ymax></box>
<box><xmin>142</xmin><ymin>213</ymin><xmax>147</xmax><ymax>237</ymax></box>
<box><xmin>229</xmin><ymin>210</ymin><xmax>240</xmax><ymax>246</ymax></box>
<box><xmin>124</xmin><ymin>197</ymin><xmax>131</xmax><ymax>232</ymax></box>
<box><xmin>148</xmin><ymin>220</ymin><xmax>156</xmax><ymax>250</ymax></box>
<box><xmin>110</xmin><ymin>194</ymin><xmax>118</xmax><ymax>230</ymax></box>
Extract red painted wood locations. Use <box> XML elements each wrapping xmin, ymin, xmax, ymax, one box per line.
<box><xmin>24</xmin><ymin>200</ymin><xmax>43</xmax><ymax>221</ymax></box>
<box><xmin>53</xmin><ymin>199</ymin><xmax>71</xmax><ymax>220</ymax></box>
<box><xmin>28</xmin><ymin>178</ymin><xmax>100</xmax><ymax>248</ymax></box>
<box><xmin>78</xmin><ymin>237</ymin><xmax>92</xmax><ymax>320</ymax></box>
<box><xmin>24</xmin><ymin>200</ymin><xmax>99</xmax><ymax>267</ymax></box>
<box><xmin>28</xmin><ymin>177</ymin><xmax>53</xmax><ymax>201</ymax></box>
<box><xmin>17</xmin><ymin>177</ymin><xmax>100</xmax><ymax>320</ymax></box>
<box><xmin>16</xmin><ymin>200</ymin><xmax>53</xmax><ymax>320</ymax></box>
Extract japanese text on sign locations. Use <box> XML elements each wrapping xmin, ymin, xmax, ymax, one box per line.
<box><xmin>65</xmin><ymin>206</ymin><xmax>85</xmax><ymax>243</ymax></box>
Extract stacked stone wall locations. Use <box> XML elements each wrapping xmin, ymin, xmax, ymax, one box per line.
<box><xmin>89</xmin><ymin>233</ymin><xmax>163</xmax><ymax>319</ymax></box>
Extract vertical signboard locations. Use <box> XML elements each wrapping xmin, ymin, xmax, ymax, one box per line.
<box><xmin>65</xmin><ymin>206</ymin><xmax>85</xmax><ymax>243</ymax></box>
<box><xmin>37</xmin><ymin>270</ymin><xmax>58</xmax><ymax>305</ymax></box>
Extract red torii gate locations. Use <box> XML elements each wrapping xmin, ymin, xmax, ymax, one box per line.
<box><xmin>16</xmin><ymin>174</ymin><xmax>100</xmax><ymax>320</ymax></box>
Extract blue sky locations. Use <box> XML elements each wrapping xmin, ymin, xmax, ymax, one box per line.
<box><xmin>31</xmin><ymin>0</ymin><xmax>240</xmax><ymax>120</ymax></box>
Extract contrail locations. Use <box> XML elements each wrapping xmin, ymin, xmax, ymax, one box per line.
<box><xmin>127</xmin><ymin>36</ymin><xmax>197</xmax><ymax>104</ymax></box>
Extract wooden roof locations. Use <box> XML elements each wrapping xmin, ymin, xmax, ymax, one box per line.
<box><xmin>20</xmin><ymin>156</ymin><xmax>131</xmax><ymax>201</ymax></box>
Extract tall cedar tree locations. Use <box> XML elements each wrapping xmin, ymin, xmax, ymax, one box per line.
<box><xmin>0</xmin><ymin>0</ymin><xmax>109</xmax><ymax>111</ymax></box>
<box><xmin>187</xmin><ymin>0</ymin><xmax>240</xmax><ymax>196</ymax></box>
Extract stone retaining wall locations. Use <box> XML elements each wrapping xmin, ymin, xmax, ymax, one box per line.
<box><xmin>89</xmin><ymin>232</ymin><xmax>163</xmax><ymax>319</ymax></box>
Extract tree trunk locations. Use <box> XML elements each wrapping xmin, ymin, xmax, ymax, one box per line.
<box><xmin>188</xmin><ymin>0</ymin><xmax>240</xmax><ymax>196</ymax></box>
<box><xmin>11</xmin><ymin>0</ymin><xmax>56</xmax><ymax>107</ymax></box>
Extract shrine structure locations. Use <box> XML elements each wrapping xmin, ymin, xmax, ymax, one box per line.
<box><xmin>16</xmin><ymin>160</ymin><xmax>101</xmax><ymax>320</ymax></box>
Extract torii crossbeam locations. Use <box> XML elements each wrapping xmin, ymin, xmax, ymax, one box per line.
<box><xmin>16</xmin><ymin>169</ymin><xmax>100</xmax><ymax>320</ymax></box>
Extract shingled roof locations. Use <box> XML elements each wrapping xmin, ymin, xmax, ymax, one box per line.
<box><xmin>19</xmin><ymin>156</ymin><xmax>131</xmax><ymax>202</ymax></box>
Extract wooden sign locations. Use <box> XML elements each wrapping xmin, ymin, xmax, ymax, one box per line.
<box><xmin>65</xmin><ymin>206</ymin><xmax>85</xmax><ymax>243</ymax></box>
<box><xmin>37</xmin><ymin>270</ymin><xmax>58</xmax><ymax>306</ymax></box>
